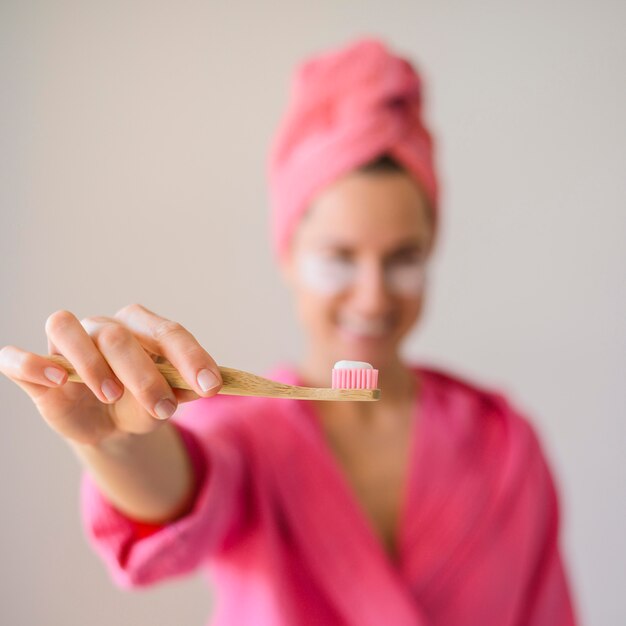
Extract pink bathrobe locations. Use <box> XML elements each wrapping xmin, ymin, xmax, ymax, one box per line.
<box><xmin>81</xmin><ymin>364</ymin><xmax>578</xmax><ymax>625</ymax></box>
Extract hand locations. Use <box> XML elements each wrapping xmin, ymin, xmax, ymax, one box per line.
<box><xmin>0</xmin><ymin>304</ymin><xmax>222</xmax><ymax>447</ymax></box>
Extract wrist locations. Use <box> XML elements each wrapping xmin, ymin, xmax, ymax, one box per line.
<box><xmin>70</xmin><ymin>428</ymin><xmax>152</xmax><ymax>461</ymax></box>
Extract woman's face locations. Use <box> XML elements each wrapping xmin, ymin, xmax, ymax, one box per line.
<box><xmin>283</xmin><ymin>169</ymin><xmax>435</xmax><ymax>369</ymax></box>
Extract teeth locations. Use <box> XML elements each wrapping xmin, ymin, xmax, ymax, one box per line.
<box><xmin>338</xmin><ymin>317</ymin><xmax>390</xmax><ymax>337</ymax></box>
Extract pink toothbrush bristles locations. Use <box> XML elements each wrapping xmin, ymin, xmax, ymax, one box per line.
<box><xmin>331</xmin><ymin>366</ymin><xmax>379</xmax><ymax>390</ymax></box>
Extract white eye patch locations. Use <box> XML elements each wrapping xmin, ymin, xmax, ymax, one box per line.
<box><xmin>384</xmin><ymin>258</ymin><xmax>427</xmax><ymax>296</ymax></box>
<box><xmin>296</xmin><ymin>252</ymin><xmax>427</xmax><ymax>297</ymax></box>
<box><xmin>296</xmin><ymin>253</ymin><xmax>356</xmax><ymax>295</ymax></box>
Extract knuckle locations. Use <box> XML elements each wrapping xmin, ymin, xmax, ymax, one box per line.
<box><xmin>81</xmin><ymin>351</ymin><xmax>106</xmax><ymax>375</ymax></box>
<box><xmin>45</xmin><ymin>310</ymin><xmax>76</xmax><ymax>335</ymax></box>
<box><xmin>80</xmin><ymin>314</ymin><xmax>111</xmax><ymax>326</ymax></box>
<box><xmin>20</xmin><ymin>351</ymin><xmax>37</xmax><ymax>372</ymax></box>
<box><xmin>80</xmin><ymin>315</ymin><xmax>112</xmax><ymax>335</ymax></box>
<box><xmin>114</xmin><ymin>302</ymin><xmax>144</xmax><ymax>319</ymax></box>
<box><xmin>151</xmin><ymin>319</ymin><xmax>185</xmax><ymax>342</ymax></box>
<box><xmin>135</xmin><ymin>375</ymin><xmax>165</xmax><ymax>398</ymax></box>
<box><xmin>180</xmin><ymin>342</ymin><xmax>206</xmax><ymax>361</ymax></box>
<box><xmin>97</xmin><ymin>323</ymin><xmax>131</xmax><ymax>351</ymax></box>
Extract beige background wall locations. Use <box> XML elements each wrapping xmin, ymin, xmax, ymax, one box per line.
<box><xmin>1</xmin><ymin>1</ymin><xmax>624</xmax><ymax>624</ymax></box>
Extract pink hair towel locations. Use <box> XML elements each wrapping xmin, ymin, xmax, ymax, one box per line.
<box><xmin>268</xmin><ymin>37</ymin><xmax>440</xmax><ymax>258</ymax></box>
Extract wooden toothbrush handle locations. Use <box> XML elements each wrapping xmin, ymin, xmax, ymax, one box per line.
<box><xmin>47</xmin><ymin>354</ymin><xmax>193</xmax><ymax>390</ymax></box>
<box><xmin>47</xmin><ymin>354</ymin><xmax>290</xmax><ymax>393</ymax></box>
<box><xmin>46</xmin><ymin>355</ymin><xmax>380</xmax><ymax>402</ymax></box>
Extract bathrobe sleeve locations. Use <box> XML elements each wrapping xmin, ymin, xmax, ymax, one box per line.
<box><xmin>80</xmin><ymin>399</ymin><xmax>253</xmax><ymax>588</ymax></box>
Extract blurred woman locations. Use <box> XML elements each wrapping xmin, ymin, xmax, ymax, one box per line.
<box><xmin>0</xmin><ymin>38</ymin><xmax>577</xmax><ymax>625</ymax></box>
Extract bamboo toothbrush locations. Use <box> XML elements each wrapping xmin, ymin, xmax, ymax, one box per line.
<box><xmin>46</xmin><ymin>355</ymin><xmax>380</xmax><ymax>402</ymax></box>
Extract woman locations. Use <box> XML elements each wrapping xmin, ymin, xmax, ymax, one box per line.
<box><xmin>0</xmin><ymin>39</ymin><xmax>577</xmax><ymax>625</ymax></box>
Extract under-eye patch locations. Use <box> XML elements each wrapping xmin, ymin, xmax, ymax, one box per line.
<box><xmin>296</xmin><ymin>252</ymin><xmax>427</xmax><ymax>296</ymax></box>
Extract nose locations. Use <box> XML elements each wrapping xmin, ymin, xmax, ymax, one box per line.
<box><xmin>349</xmin><ymin>260</ymin><xmax>391</xmax><ymax>315</ymax></box>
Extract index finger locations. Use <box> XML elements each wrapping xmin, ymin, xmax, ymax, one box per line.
<box><xmin>113</xmin><ymin>304</ymin><xmax>222</xmax><ymax>397</ymax></box>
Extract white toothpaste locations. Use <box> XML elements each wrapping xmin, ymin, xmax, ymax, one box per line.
<box><xmin>333</xmin><ymin>360</ymin><xmax>374</xmax><ymax>370</ymax></box>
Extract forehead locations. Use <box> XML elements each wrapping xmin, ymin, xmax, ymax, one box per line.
<box><xmin>296</xmin><ymin>170</ymin><xmax>433</xmax><ymax>250</ymax></box>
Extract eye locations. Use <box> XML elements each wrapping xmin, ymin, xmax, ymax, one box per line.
<box><xmin>386</xmin><ymin>247</ymin><xmax>424</xmax><ymax>268</ymax></box>
<box><xmin>319</xmin><ymin>255</ymin><xmax>355</xmax><ymax>278</ymax></box>
<box><xmin>323</xmin><ymin>248</ymin><xmax>353</xmax><ymax>263</ymax></box>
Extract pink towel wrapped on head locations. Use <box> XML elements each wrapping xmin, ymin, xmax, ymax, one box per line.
<box><xmin>269</xmin><ymin>38</ymin><xmax>440</xmax><ymax>259</ymax></box>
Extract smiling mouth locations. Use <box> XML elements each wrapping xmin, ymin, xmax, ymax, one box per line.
<box><xmin>336</xmin><ymin>315</ymin><xmax>394</xmax><ymax>339</ymax></box>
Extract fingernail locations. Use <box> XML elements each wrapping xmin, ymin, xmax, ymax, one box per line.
<box><xmin>197</xmin><ymin>368</ymin><xmax>220</xmax><ymax>393</ymax></box>
<box><xmin>101</xmin><ymin>379</ymin><xmax>122</xmax><ymax>402</ymax></box>
<box><xmin>154</xmin><ymin>398</ymin><xmax>177</xmax><ymax>420</ymax></box>
<box><xmin>44</xmin><ymin>367</ymin><xmax>65</xmax><ymax>385</ymax></box>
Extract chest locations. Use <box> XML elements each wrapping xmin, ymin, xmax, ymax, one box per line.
<box><xmin>317</xmin><ymin>405</ymin><xmax>415</xmax><ymax>557</ymax></box>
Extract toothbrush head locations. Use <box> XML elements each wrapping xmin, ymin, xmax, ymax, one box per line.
<box><xmin>331</xmin><ymin>360</ymin><xmax>379</xmax><ymax>390</ymax></box>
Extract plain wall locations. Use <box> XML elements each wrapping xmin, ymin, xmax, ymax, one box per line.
<box><xmin>1</xmin><ymin>1</ymin><xmax>624</xmax><ymax>624</ymax></box>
